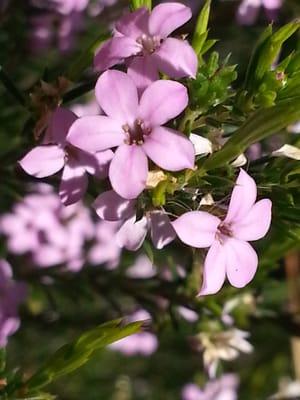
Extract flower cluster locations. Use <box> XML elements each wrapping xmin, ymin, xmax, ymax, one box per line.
<box><xmin>19</xmin><ymin>2</ymin><xmax>272</xmax><ymax>297</ymax></box>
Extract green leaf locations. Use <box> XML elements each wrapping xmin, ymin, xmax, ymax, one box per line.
<box><xmin>23</xmin><ymin>319</ymin><xmax>143</xmax><ymax>392</ymax></box>
<box><xmin>192</xmin><ymin>0</ymin><xmax>211</xmax><ymax>55</ymax></box>
<box><xmin>131</xmin><ymin>0</ymin><xmax>151</xmax><ymax>10</ymax></box>
<box><xmin>201</xmin><ymin>96</ymin><xmax>300</xmax><ymax>171</ymax></box>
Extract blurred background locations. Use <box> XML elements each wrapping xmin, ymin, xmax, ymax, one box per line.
<box><xmin>0</xmin><ymin>1</ymin><xmax>300</xmax><ymax>399</ymax></box>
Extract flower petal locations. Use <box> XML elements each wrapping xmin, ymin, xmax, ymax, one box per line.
<box><xmin>225</xmin><ymin>169</ymin><xmax>257</xmax><ymax>224</ymax></box>
<box><xmin>93</xmin><ymin>190</ymin><xmax>136</xmax><ymax>221</ymax></box>
<box><xmin>142</xmin><ymin>126</ymin><xmax>195</xmax><ymax>171</ymax></box>
<box><xmin>139</xmin><ymin>80</ymin><xmax>188</xmax><ymax>126</ymax></box>
<box><xmin>59</xmin><ymin>160</ymin><xmax>88</xmax><ymax>205</ymax></box>
<box><xmin>94</xmin><ymin>36</ymin><xmax>141</xmax><ymax>71</ymax></box>
<box><xmin>76</xmin><ymin>148</ymin><xmax>114</xmax><ymax>178</ymax></box>
<box><xmin>189</xmin><ymin>133</ymin><xmax>212</xmax><ymax>156</ymax></box>
<box><xmin>224</xmin><ymin>238</ymin><xmax>258</xmax><ymax>288</ymax></box>
<box><xmin>232</xmin><ymin>199</ymin><xmax>272</xmax><ymax>241</ymax></box>
<box><xmin>109</xmin><ymin>144</ymin><xmax>148</xmax><ymax>199</ymax></box>
<box><xmin>116</xmin><ymin>215</ymin><xmax>148</xmax><ymax>251</ymax></box>
<box><xmin>67</xmin><ymin>116</ymin><xmax>124</xmax><ymax>152</ymax></box>
<box><xmin>148</xmin><ymin>2</ymin><xmax>192</xmax><ymax>38</ymax></box>
<box><xmin>199</xmin><ymin>241</ymin><xmax>226</xmax><ymax>296</ymax></box>
<box><xmin>172</xmin><ymin>211</ymin><xmax>220</xmax><ymax>248</ymax></box>
<box><xmin>150</xmin><ymin>211</ymin><xmax>176</xmax><ymax>249</ymax></box>
<box><xmin>116</xmin><ymin>7</ymin><xmax>150</xmax><ymax>39</ymax></box>
<box><xmin>19</xmin><ymin>145</ymin><xmax>65</xmax><ymax>178</ymax></box>
<box><xmin>154</xmin><ymin>37</ymin><xmax>197</xmax><ymax>79</ymax></box>
<box><xmin>44</xmin><ymin>107</ymin><xmax>77</xmax><ymax>145</ymax></box>
<box><xmin>127</xmin><ymin>55</ymin><xmax>159</xmax><ymax>95</ymax></box>
<box><xmin>95</xmin><ymin>70</ymin><xmax>139</xmax><ymax>124</ymax></box>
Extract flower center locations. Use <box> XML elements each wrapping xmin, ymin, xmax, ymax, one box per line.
<box><xmin>123</xmin><ymin>119</ymin><xmax>151</xmax><ymax>145</ymax></box>
<box><xmin>137</xmin><ymin>34</ymin><xmax>162</xmax><ymax>54</ymax></box>
<box><xmin>216</xmin><ymin>222</ymin><xmax>233</xmax><ymax>243</ymax></box>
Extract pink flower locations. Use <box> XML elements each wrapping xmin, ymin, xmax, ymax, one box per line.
<box><xmin>237</xmin><ymin>0</ymin><xmax>283</xmax><ymax>25</ymax></box>
<box><xmin>53</xmin><ymin>0</ymin><xmax>89</xmax><ymax>15</ymax></box>
<box><xmin>93</xmin><ymin>190</ymin><xmax>176</xmax><ymax>250</ymax></box>
<box><xmin>19</xmin><ymin>107</ymin><xmax>113</xmax><ymax>205</ymax></box>
<box><xmin>94</xmin><ymin>3</ymin><xmax>198</xmax><ymax>92</ymax></box>
<box><xmin>110</xmin><ymin>310</ymin><xmax>158</xmax><ymax>356</ymax></box>
<box><xmin>172</xmin><ymin>169</ymin><xmax>272</xmax><ymax>295</ymax></box>
<box><xmin>68</xmin><ymin>70</ymin><xmax>195</xmax><ymax>199</ymax></box>
<box><xmin>0</xmin><ymin>260</ymin><xmax>27</xmax><ymax>347</ymax></box>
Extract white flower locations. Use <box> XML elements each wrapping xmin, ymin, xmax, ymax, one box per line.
<box><xmin>190</xmin><ymin>133</ymin><xmax>213</xmax><ymax>156</ymax></box>
<box><xmin>272</xmin><ymin>144</ymin><xmax>300</xmax><ymax>160</ymax></box>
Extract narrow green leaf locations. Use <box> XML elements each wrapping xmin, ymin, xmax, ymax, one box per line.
<box><xmin>24</xmin><ymin>319</ymin><xmax>143</xmax><ymax>392</ymax></box>
<box><xmin>201</xmin><ymin>96</ymin><xmax>300</xmax><ymax>171</ymax></box>
<box><xmin>192</xmin><ymin>0</ymin><xmax>211</xmax><ymax>55</ymax></box>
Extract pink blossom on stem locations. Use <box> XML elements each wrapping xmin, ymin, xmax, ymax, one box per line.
<box><xmin>68</xmin><ymin>70</ymin><xmax>195</xmax><ymax>199</ymax></box>
<box><xmin>237</xmin><ymin>0</ymin><xmax>283</xmax><ymax>25</ymax></box>
<box><xmin>94</xmin><ymin>3</ymin><xmax>198</xmax><ymax>92</ymax></box>
<box><xmin>0</xmin><ymin>260</ymin><xmax>27</xmax><ymax>347</ymax></box>
<box><xmin>172</xmin><ymin>169</ymin><xmax>272</xmax><ymax>295</ymax></box>
<box><xmin>19</xmin><ymin>107</ymin><xmax>113</xmax><ymax>205</ymax></box>
<box><xmin>93</xmin><ymin>189</ymin><xmax>176</xmax><ymax>250</ymax></box>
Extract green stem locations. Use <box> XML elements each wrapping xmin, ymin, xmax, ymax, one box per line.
<box><xmin>0</xmin><ymin>66</ymin><xmax>26</xmax><ymax>107</ymax></box>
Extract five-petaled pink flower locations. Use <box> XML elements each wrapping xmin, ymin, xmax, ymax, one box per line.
<box><xmin>172</xmin><ymin>169</ymin><xmax>272</xmax><ymax>295</ymax></box>
<box><xmin>94</xmin><ymin>3</ymin><xmax>198</xmax><ymax>92</ymax></box>
<box><xmin>93</xmin><ymin>189</ymin><xmax>176</xmax><ymax>250</ymax></box>
<box><xmin>67</xmin><ymin>70</ymin><xmax>195</xmax><ymax>199</ymax></box>
<box><xmin>19</xmin><ymin>107</ymin><xmax>113</xmax><ymax>205</ymax></box>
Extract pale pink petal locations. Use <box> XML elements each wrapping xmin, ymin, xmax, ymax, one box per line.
<box><xmin>93</xmin><ymin>190</ymin><xmax>136</xmax><ymax>221</ymax></box>
<box><xmin>172</xmin><ymin>211</ymin><xmax>220</xmax><ymax>248</ymax></box>
<box><xmin>109</xmin><ymin>144</ymin><xmax>148</xmax><ymax>199</ymax></box>
<box><xmin>59</xmin><ymin>160</ymin><xmax>88</xmax><ymax>205</ymax></box>
<box><xmin>148</xmin><ymin>2</ymin><xmax>192</xmax><ymax>38</ymax></box>
<box><xmin>116</xmin><ymin>7</ymin><xmax>150</xmax><ymax>39</ymax></box>
<box><xmin>198</xmin><ymin>241</ymin><xmax>226</xmax><ymax>296</ymax></box>
<box><xmin>44</xmin><ymin>107</ymin><xmax>77</xmax><ymax>145</ymax></box>
<box><xmin>19</xmin><ymin>145</ymin><xmax>65</xmax><ymax>178</ymax></box>
<box><xmin>154</xmin><ymin>37</ymin><xmax>198</xmax><ymax>79</ymax></box>
<box><xmin>76</xmin><ymin>148</ymin><xmax>114</xmax><ymax>178</ymax></box>
<box><xmin>94</xmin><ymin>36</ymin><xmax>141</xmax><ymax>71</ymax></box>
<box><xmin>225</xmin><ymin>169</ymin><xmax>257</xmax><ymax>224</ymax></box>
<box><xmin>95</xmin><ymin>70</ymin><xmax>139</xmax><ymax>124</ymax></box>
<box><xmin>116</xmin><ymin>216</ymin><xmax>148</xmax><ymax>250</ymax></box>
<box><xmin>232</xmin><ymin>199</ymin><xmax>272</xmax><ymax>241</ymax></box>
<box><xmin>149</xmin><ymin>211</ymin><xmax>176</xmax><ymax>249</ymax></box>
<box><xmin>142</xmin><ymin>126</ymin><xmax>195</xmax><ymax>171</ymax></box>
<box><xmin>67</xmin><ymin>116</ymin><xmax>124</xmax><ymax>152</ymax></box>
<box><xmin>127</xmin><ymin>55</ymin><xmax>159</xmax><ymax>94</ymax></box>
<box><xmin>224</xmin><ymin>238</ymin><xmax>258</xmax><ymax>288</ymax></box>
<box><xmin>139</xmin><ymin>80</ymin><xmax>188</xmax><ymax>126</ymax></box>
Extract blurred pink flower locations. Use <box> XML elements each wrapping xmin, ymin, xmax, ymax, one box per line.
<box><xmin>88</xmin><ymin>220</ymin><xmax>122</xmax><ymax>269</ymax></box>
<box><xmin>19</xmin><ymin>107</ymin><xmax>113</xmax><ymax>205</ymax></box>
<box><xmin>0</xmin><ymin>260</ymin><xmax>27</xmax><ymax>347</ymax></box>
<box><xmin>237</xmin><ymin>0</ymin><xmax>283</xmax><ymax>25</ymax></box>
<box><xmin>0</xmin><ymin>184</ymin><xmax>94</xmax><ymax>271</ymax></box>
<box><xmin>182</xmin><ymin>374</ymin><xmax>239</xmax><ymax>400</ymax></box>
<box><xmin>173</xmin><ymin>169</ymin><xmax>272</xmax><ymax>295</ymax></box>
<box><xmin>94</xmin><ymin>2</ymin><xmax>198</xmax><ymax>92</ymax></box>
<box><xmin>110</xmin><ymin>310</ymin><xmax>158</xmax><ymax>356</ymax></box>
<box><xmin>68</xmin><ymin>70</ymin><xmax>195</xmax><ymax>199</ymax></box>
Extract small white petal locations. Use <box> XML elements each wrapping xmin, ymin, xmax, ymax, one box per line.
<box><xmin>200</xmin><ymin>193</ymin><xmax>214</xmax><ymax>206</ymax></box>
<box><xmin>272</xmin><ymin>144</ymin><xmax>300</xmax><ymax>160</ymax></box>
<box><xmin>189</xmin><ymin>133</ymin><xmax>212</xmax><ymax>156</ymax></box>
<box><xmin>231</xmin><ymin>153</ymin><xmax>247</xmax><ymax>167</ymax></box>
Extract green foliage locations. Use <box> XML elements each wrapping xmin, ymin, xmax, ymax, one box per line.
<box><xmin>189</xmin><ymin>52</ymin><xmax>237</xmax><ymax>113</ymax></box>
<box><xmin>3</xmin><ymin>319</ymin><xmax>143</xmax><ymax>398</ymax></box>
<box><xmin>192</xmin><ymin>0</ymin><xmax>211</xmax><ymax>56</ymax></box>
<box><xmin>131</xmin><ymin>0</ymin><xmax>151</xmax><ymax>11</ymax></box>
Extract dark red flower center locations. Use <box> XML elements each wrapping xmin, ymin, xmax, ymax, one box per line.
<box><xmin>123</xmin><ymin>119</ymin><xmax>151</xmax><ymax>145</ymax></box>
